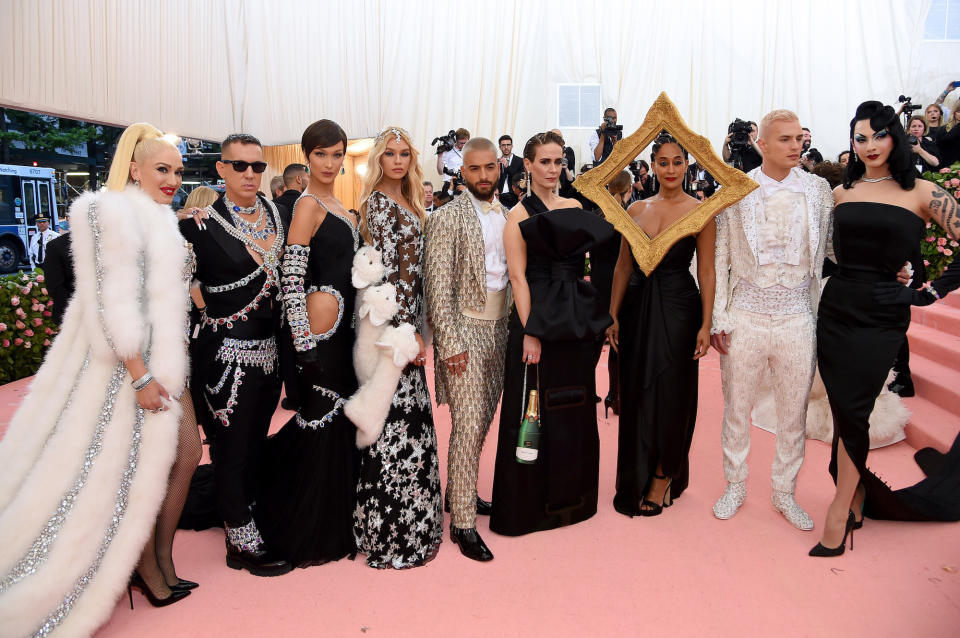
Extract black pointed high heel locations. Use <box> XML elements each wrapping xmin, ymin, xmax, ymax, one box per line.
<box><xmin>603</xmin><ymin>395</ymin><xmax>619</xmax><ymax>417</ymax></box>
<box><xmin>639</xmin><ymin>474</ymin><xmax>672</xmax><ymax>517</ymax></box>
<box><xmin>169</xmin><ymin>578</ymin><xmax>199</xmax><ymax>592</ymax></box>
<box><xmin>809</xmin><ymin>510</ymin><xmax>855</xmax><ymax>557</ymax></box>
<box><xmin>128</xmin><ymin>572</ymin><xmax>191</xmax><ymax>608</ymax></box>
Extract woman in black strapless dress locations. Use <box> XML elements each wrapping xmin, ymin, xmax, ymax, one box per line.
<box><xmin>256</xmin><ymin>121</ymin><xmax>360</xmax><ymax>567</ymax></box>
<box><xmin>490</xmin><ymin>131</ymin><xmax>614</xmax><ymax>536</ymax></box>
<box><xmin>813</xmin><ymin>102</ymin><xmax>960</xmax><ymax>557</ymax></box>
<box><xmin>607</xmin><ymin>135</ymin><xmax>715</xmax><ymax>517</ymax></box>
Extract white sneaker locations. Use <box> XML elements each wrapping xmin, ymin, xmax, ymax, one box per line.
<box><xmin>713</xmin><ymin>481</ymin><xmax>747</xmax><ymax>520</ymax></box>
<box><xmin>771</xmin><ymin>491</ymin><xmax>814</xmax><ymax>531</ymax></box>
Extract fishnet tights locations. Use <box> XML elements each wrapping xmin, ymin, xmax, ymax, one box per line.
<box><xmin>136</xmin><ymin>391</ymin><xmax>203</xmax><ymax>596</ymax></box>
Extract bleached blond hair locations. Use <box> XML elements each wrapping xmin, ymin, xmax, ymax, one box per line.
<box><xmin>358</xmin><ymin>127</ymin><xmax>426</xmax><ymax>243</ymax></box>
<box><xmin>759</xmin><ymin>109</ymin><xmax>800</xmax><ymax>139</ymax></box>
<box><xmin>105</xmin><ymin>123</ymin><xmax>181</xmax><ymax>192</ymax></box>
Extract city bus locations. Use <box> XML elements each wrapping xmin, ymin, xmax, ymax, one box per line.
<box><xmin>0</xmin><ymin>164</ymin><xmax>60</xmax><ymax>273</ymax></box>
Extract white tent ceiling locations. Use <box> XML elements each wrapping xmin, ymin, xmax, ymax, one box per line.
<box><xmin>0</xmin><ymin>0</ymin><xmax>954</xmax><ymax>173</ymax></box>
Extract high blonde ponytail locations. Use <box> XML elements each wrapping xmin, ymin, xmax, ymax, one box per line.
<box><xmin>104</xmin><ymin>123</ymin><xmax>180</xmax><ymax>192</ymax></box>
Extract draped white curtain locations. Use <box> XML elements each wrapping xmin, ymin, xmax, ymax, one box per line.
<box><xmin>1</xmin><ymin>0</ymin><xmax>952</xmax><ymax>183</ymax></box>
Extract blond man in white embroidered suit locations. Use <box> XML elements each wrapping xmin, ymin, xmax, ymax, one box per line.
<box><xmin>424</xmin><ymin>138</ymin><xmax>510</xmax><ymax>562</ymax></box>
<box><xmin>710</xmin><ymin>110</ymin><xmax>834</xmax><ymax>530</ymax></box>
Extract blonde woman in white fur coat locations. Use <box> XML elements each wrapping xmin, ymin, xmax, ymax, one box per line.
<box><xmin>0</xmin><ymin>123</ymin><xmax>196</xmax><ymax>637</ymax></box>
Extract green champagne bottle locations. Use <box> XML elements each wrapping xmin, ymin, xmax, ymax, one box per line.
<box><xmin>515</xmin><ymin>390</ymin><xmax>540</xmax><ymax>464</ymax></box>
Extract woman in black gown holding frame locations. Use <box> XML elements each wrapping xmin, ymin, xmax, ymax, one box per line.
<box><xmin>490</xmin><ymin>131</ymin><xmax>614</xmax><ymax>536</ymax></box>
<box><xmin>812</xmin><ymin>101</ymin><xmax>960</xmax><ymax>557</ymax></box>
<box><xmin>607</xmin><ymin>134</ymin><xmax>715</xmax><ymax>517</ymax></box>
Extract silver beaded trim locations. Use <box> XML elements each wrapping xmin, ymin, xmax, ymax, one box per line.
<box><xmin>204</xmin><ymin>263</ymin><xmax>265</xmax><ymax>294</ymax></box>
<box><xmin>281</xmin><ymin>245</ymin><xmax>314</xmax><ymax>353</ymax></box>
<box><xmin>295</xmin><ymin>386</ymin><xmax>344</xmax><ymax>430</ymax></box>
<box><xmin>205</xmin><ymin>366</ymin><xmax>244</xmax><ymax>428</ymax></box>
<box><xmin>225</xmin><ymin>519</ymin><xmax>264</xmax><ymax>552</ymax></box>
<box><xmin>731</xmin><ymin>281</ymin><xmax>811</xmax><ymax>315</ymax></box>
<box><xmin>30</xmin><ymin>364</ymin><xmax>143</xmax><ymax>637</ymax></box>
<box><xmin>216</xmin><ymin>337</ymin><xmax>277</xmax><ymax>374</ymax></box>
<box><xmin>204</xmin><ymin>361</ymin><xmax>233</xmax><ymax>395</ymax></box>
<box><xmin>201</xmin><ymin>198</ymin><xmax>285</xmax><ymax>331</ymax></box>
<box><xmin>0</xmin><ymin>354</ymin><xmax>90</xmax><ymax>592</ymax></box>
<box><xmin>298</xmin><ymin>193</ymin><xmax>360</xmax><ymax>251</ymax></box>
<box><xmin>88</xmin><ymin>200</ymin><xmax>118</xmax><ymax>353</ymax></box>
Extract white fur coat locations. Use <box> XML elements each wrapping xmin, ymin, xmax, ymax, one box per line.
<box><xmin>343</xmin><ymin>247</ymin><xmax>420</xmax><ymax>448</ymax></box>
<box><xmin>0</xmin><ymin>187</ymin><xmax>189</xmax><ymax>638</ymax></box>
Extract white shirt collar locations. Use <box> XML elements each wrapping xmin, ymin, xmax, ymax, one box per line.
<box><xmin>756</xmin><ymin>166</ymin><xmax>805</xmax><ymax>198</ymax></box>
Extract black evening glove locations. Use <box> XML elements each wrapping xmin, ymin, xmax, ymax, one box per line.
<box><xmin>873</xmin><ymin>281</ymin><xmax>936</xmax><ymax>307</ymax></box>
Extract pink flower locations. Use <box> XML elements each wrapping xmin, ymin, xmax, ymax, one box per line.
<box><xmin>46</xmin><ymin>300</ymin><xmax>53</xmax><ymax>307</ymax></box>
<box><xmin>35</xmin><ymin>275</ymin><xmax>44</xmax><ymax>283</ymax></box>
<box><xmin>32</xmin><ymin>317</ymin><xmax>42</xmax><ymax>327</ymax></box>
<box><xmin>941</xmin><ymin>167</ymin><xmax>953</xmax><ymax>174</ymax></box>
<box><xmin>1</xmin><ymin>340</ymin><xmax>8</xmax><ymax>348</ymax></box>
<box><xmin>924</xmin><ymin>259</ymin><xmax>931</xmax><ymax>266</ymax></box>
<box><xmin>10</xmin><ymin>296</ymin><xmax>19</xmax><ymax>307</ymax></box>
<box><xmin>14</xmin><ymin>308</ymin><xmax>25</xmax><ymax>319</ymax></box>
<box><xmin>42</xmin><ymin>311</ymin><xmax>51</xmax><ymax>317</ymax></box>
<box><xmin>946</xmin><ymin>249</ymin><xmax>954</xmax><ymax>256</ymax></box>
<box><xmin>15</xmin><ymin>320</ymin><xmax>25</xmax><ymax>330</ymax></box>
<box><xmin>41</xmin><ymin>288</ymin><xmax>47</xmax><ymax>296</ymax></box>
<box><xmin>926</xmin><ymin>235</ymin><xmax>936</xmax><ymax>242</ymax></box>
<box><xmin>23</xmin><ymin>341</ymin><xmax>31</xmax><ymax>349</ymax></box>
<box><xmin>0</xmin><ymin>322</ymin><xmax>5</xmax><ymax>331</ymax></box>
<box><xmin>43</xmin><ymin>339</ymin><xmax>50</xmax><ymax>346</ymax></box>
<box><xmin>31</xmin><ymin>298</ymin><xmax>38</xmax><ymax>305</ymax></box>
<box><xmin>23</xmin><ymin>329</ymin><xmax>34</xmax><ymax>337</ymax></box>
<box><xmin>938</xmin><ymin>237</ymin><xmax>947</xmax><ymax>246</ymax></box>
<box><xmin>13</xmin><ymin>338</ymin><xmax>22</xmax><ymax>346</ymax></box>
<box><xmin>951</xmin><ymin>178</ymin><xmax>960</xmax><ymax>188</ymax></box>
<box><xmin>937</xmin><ymin>246</ymin><xmax>945</xmax><ymax>253</ymax></box>
<box><xmin>955</xmin><ymin>190</ymin><xmax>960</xmax><ymax>199</ymax></box>
<box><xmin>31</xmin><ymin>303</ymin><xmax>41</xmax><ymax>312</ymax></box>
<box><xmin>952</xmin><ymin>240</ymin><xmax>959</xmax><ymax>247</ymax></box>
<box><xmin>45</xmin><ymin>327</ymin><xmax>53</xmax><ymax>335</ymax></box>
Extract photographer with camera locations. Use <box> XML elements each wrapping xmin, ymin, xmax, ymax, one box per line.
<box><xmin>907</xmin><ymin>115</ymin><xmax>941</xmax><ymax>175</ymax></box>
<box><xmin>589</xmin><ymin>107</ymin><xmax>623</xmax><ymax>163</ymax></box>
<box><xmin>496</xmin><ymin>134</ymin><xmax>524</xmax><ymax>195</ymax></box>
<box><xmin>629</xmin><ymin>160</ymin><xmax>655</xmax><ymax>202</ymax></box>
<box><xmin>434</xmin><ymin>127</ymin><xmax>471</xmax><ymax>190</ymax></box>
<box><xmin>722</xmin><ymin>119</ymin><xmax>762</xmax><ymax>172</ymax></box>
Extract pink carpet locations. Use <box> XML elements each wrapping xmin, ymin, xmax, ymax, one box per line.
<box><xmin>2</xmin><ymin>347</ymin><xmax>959</xmax><ymax>637</ymax></box>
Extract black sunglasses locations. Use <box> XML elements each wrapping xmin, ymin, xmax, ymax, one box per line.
<box><xmin>220</xmin><ymin>159</ymin><xmax>268</xmax><ymax>174</ymax></box>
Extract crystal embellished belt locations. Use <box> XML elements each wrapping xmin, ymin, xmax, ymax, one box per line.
<box><xmin>215</xmin><ymin>336</ymin><xmax>278</xmax><ymax>373</ymax></box>
<box><xmin>732</xmin><ymin>282</ymin><xmax>811</xmax><ymax>315</ymax></box>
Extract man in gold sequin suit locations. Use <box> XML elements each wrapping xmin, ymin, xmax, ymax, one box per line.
<box><xmin>710</xmin><ymin>110</ymin><xmax>834</xmax><ymax>531</ymax></box>
<box><xmin>424</xmin><ymin>138</ymin><xmax>511</xmax><ymax>562</ymax></box>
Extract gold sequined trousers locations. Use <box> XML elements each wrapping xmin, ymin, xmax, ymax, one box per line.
<box><xmin>719</xmin><ymin>309</ymin><xmax>815</xmax><ymax>493</ymax></box>
<box><xmin>442</xmin><ymin>314</ymin><xmax>509</xmax><ymax>529</ymax></box>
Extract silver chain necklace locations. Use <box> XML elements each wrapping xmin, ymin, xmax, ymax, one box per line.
<box><xmin>224</xmin><ymin>195</ymin><xmax>276</xmax><ymax>241</ymax></box>
<box><xmin>860</xmin><ymin>175</ymin><xmax>893</xmax><ymax>183</ymax></box>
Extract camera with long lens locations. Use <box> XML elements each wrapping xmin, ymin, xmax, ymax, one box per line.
<box><xmin>907</xmin><ymin>134</ymin><xmax>920</xmax><ymax>146</ymax></box>
<box><xmin>898</xmin><ymin>95</ymin><xmax>923</xmax><ymax>115</ymax></box>
<box><xmin>431</xmin><ymin>129</ymin><xmax>458</xmax><ymax>155</ymax></box>
<box><xmin>600</xmin><ymin>116</ymin><xmax>623</xmax><ymax>140</ymax></box>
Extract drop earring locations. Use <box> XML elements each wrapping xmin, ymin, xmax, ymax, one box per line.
<box><xmin>526</xmin><ymin>172</ymin><xmax>531</xmax><ymax>196</ymax></box>
<box><xmin>134</xmin><ymin>179</ymin><xmax>141</xmax><ymax>188</ymax></box>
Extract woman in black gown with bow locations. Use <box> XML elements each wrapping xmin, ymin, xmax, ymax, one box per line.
<box><xmin>607</xmin><ymin>134</ymin><xmax>715</xmax><ymax>517</ymax></box>
<box><xmin>812</xmin><ymin>102</ymin><xmax>960</xmax><ymax>557</ymax></box>
<box><xmin>490</xmin><ymin>131</ymin><xmax>614</xmax><ymax>536</ymax></box>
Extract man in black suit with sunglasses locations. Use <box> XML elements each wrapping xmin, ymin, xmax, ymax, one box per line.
<box><xmin>180</xmin><ymin>133</ymin><xmax>292</xmax><ymax>576</ymax></box>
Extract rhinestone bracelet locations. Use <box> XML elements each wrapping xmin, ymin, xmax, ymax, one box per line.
<box><xmin>131</xmin><ymin>372</ymin><xmax>154</xmax><ymax>391</ymax></box>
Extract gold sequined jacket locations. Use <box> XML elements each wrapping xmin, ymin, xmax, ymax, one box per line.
<box><xmin>423</xmin><ymin>193</ymin><xmax>511</xmax><ymax>361</ymax></box>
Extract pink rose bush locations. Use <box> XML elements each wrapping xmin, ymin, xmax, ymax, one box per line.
<box><xmin>1</xmin><ymin>269</ymin><xmax>59</xmax><ymax>383</ymax></box>
<box><xmin>921</xmin><ymin>164</ymin><xmax>960</xmax><ymax>279</ymax></box>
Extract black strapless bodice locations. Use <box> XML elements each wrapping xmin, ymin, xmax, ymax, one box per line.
<box><xmin>830</xmin><ymin>201</ymin><xmax>925</xmax><ymax>282</ymax></box>
<box><xmin>519</xmin><ymin>204</ymin><xmax>615</xmax><ymax>341</ymax></box>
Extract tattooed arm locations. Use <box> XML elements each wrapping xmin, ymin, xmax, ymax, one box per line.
<box><xmin>921</xmin><ymin>182</ymin><xmax>960</xmax><ymax>299</ymax></box>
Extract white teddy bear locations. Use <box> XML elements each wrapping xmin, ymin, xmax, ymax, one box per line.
<box><xmin>344</xmin><ymin>246</ymin><xmax>420</xmax><ymax>448</ymax></box>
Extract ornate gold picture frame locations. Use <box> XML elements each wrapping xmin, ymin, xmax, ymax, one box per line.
<box><xmin>574</xmin><ymin>92</ymin><xmax>758</xmax><ymax>274</ymax></box>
